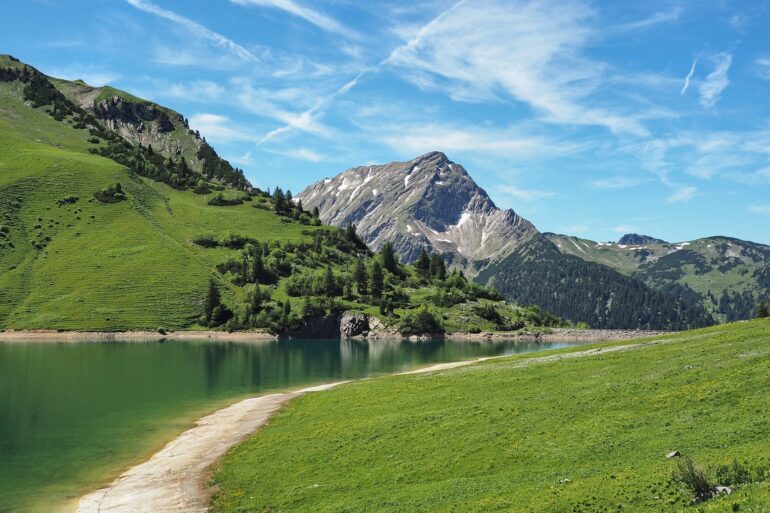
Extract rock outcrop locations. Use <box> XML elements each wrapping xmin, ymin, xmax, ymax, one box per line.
<box><xmin>339</xmin><ymin>312</ymin><xmax>369</xmax><ymax>338</ymax></box>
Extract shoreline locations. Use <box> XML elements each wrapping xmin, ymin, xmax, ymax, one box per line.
<box><xmin>71</xmin><ymin>335</ymin><xmax>671</xmax><ymax>513</ymax></box>
<box><xmin>0</xmin><ymin>329</ymin><xmax>278</xmax><ymax>342</ymax></box>
<box><xmin>0</xmin><ymin>327</ymin><xmax>667</xmax><ymax>343</ymax></box>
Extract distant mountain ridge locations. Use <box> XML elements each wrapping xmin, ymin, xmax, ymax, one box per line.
<box><xmin>545</xmin><ymin>233</ymin><xmax>770</xmax><ymax>321</ymax></box>
<box><xmin>300</xmin><ymin>152</ymin><xmax>715</xmax><ymax>330</ymax></box>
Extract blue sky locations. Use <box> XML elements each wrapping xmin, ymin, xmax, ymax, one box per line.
<box><xmin>3</xmin><ymin>0</ymin><xmax>770</xmax><ymax>243</ymax></box>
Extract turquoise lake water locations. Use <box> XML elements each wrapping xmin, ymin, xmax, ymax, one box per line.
<box><xmin>0</xmin><ymin>338</ymin><xmax>573</xmax><ymax>512</ymax></box>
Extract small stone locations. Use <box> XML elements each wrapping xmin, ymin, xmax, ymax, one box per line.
<box><xmin>666</xmin><ymin>450</ymin><xmax>681</xmax><ymax>458</ymax></box>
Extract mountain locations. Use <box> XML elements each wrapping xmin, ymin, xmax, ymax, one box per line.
<box><xmin>298</xmin><ymin>151</ymin><xmax>538</xmax><ymax>272</ymax></box>
<box><xmin>546</xmin><ymin>233</ymin><xmax>770</xmax><ymax>322</ymax></box>
<box><xmin>618</xmin><ymin>233</ymin><xmax>667</xmax><ymax>245</ymax></box>
<box><xmin>299</xmin><ymin>152</ymin><xmax>714</xmax><ymax>330</ymax></box>
<box><xmin>0</xmin><ymin>55</ymin><xmax>555</xmax><ymax>335</ymax></box>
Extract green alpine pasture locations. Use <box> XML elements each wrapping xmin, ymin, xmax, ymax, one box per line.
<box><xmin>212</xmin><ymin>319</ymin><xmax>770</xmax><ymax>513</ymax></box>
<box><xmin>0</xmin><ymin>80</ymin><xmax>314</xmax><ymax>330</ymax></box>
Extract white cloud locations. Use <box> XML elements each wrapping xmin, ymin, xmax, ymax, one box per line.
<box><xmin>756</xmin><ymin>58</ymin><xmax>770</xmax><ymax>81</ymax></box>
<box><xmin>125</xmin><ymin>0</ymin><xmax>259</xmax><ymax>62</ymax></box>
<box><xmin>497</xmin><ymin>184</ymin><xmax>555</xmax><ymax>202</ymax></box>
<box><xmin>592</xmin><ymin>175</ymin><xmax>649</xmax><ymax>189</ymax></box>
<box><xmin>375</xmin><ymin>122</ymin><xmax>586</xmax><ymax>159</ymax></box>
<box><xmin>165</xmin><ymin>80</ymin><xmax>226</xmax><ymax>102</ymax></box>
<box><xmin>613</xmin><ymin>225</ymin><xmax>639</xmax><ymax>233</ymax></box>
<box><xmin>258</xmin><ymin>70</ymin><xmax>370</xmax><ymax>143</ymax></box>
<box><xmin>666</xmin><ymin>186</ymin><xmax>697</xmax><ymax>203</ymax></box>
<box><xmin>563</xmin><ymin>224</ymin><xmax>590</xmax><ymax>234</ymax></box>
<box><xmin>385</xmin><ymin>0</ymin><xmax>650</xmax><ymax>137</ymax></box>
<box><xmin>749</xmin><ymin>204</ymin><xmax>770</xmax><ymax>215</ymax></box>
<box><xmin>189</xmin><ymin>113</ymin><xmax>256</xmax><ymax>144</ymax></box>
<box><xmin>699</xmin><ymin>53</ymin><xmax>732</xmax><ymax>108</ymax></box>
<box><xmin>613</xmin><ymin>7</ymin><xmax>683</xmax><ymax>32</ymax></box>
<box><xmin>288</xmin><ymin>148</ymin><xmax>324</xmax><ymax>162</ymax></box>
<box><xmin>231</xmin><ymin>0</ymin><xmax>359</xmax><ymax>39</ymax></box>
<box><xmin>680</xmin><ymin>58</ymin><xmax>697</xmax><ymax>95</ymax></box>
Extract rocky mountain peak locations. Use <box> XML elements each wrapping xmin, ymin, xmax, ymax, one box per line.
<box><xmin>298</xmin><ymin>152</ymin><xmax>539</xmax><ymax>273</ymax></box>
<box><xmin>618</xmin><ymin>234</ymin><xmax>667</xmax><ymax>245</ymax></box>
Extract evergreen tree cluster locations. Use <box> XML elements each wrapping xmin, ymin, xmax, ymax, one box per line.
<box><xmin>197</xmin><ymin>226</ymin><xmax>506</xmax><ymax>334</ymax></box>
<box><xmin>477</xmin><ymin>237</ymin><xmax>715</xmax><ymax>330</ymax></box>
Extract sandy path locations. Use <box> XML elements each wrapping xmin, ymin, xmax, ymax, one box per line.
<box><xmin>74</xmin><ymin>382</ymin><xmax>346</xmax><ymax>513</ymax></box>
<box><xmin>74</xmin><ymin>334</ymin><xmax>687</xmax><ymax>513</ymax></box>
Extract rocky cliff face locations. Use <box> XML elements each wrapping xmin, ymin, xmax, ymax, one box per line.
<box><xmin>298</xmin><ymin>151</ymin><xmax>538</xmax><ymax>274</ymax></box>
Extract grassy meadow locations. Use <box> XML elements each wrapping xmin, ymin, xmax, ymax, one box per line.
<box><xmin>0</xmin><ymin>81</ymin><xmax>317</xmax><ymax>330</ymax></box>
<box><xmin>212</xmin><ymin>319</ymin><xmax>770</xmax><ymax>513</ymax></box>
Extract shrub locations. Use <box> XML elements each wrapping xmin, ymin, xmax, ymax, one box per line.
<box><xmin>474</xmin><ymin>303</ymin><xmax>503</xmax><ymax>323</ymax></box>
<box><xmin>399</xmin><ymin>308</ymin><xmax>444</xmax><ymax>336</ymax></box>
<box><xmin>672</xmin><ymin>458</ymin><xmax>713</xmax><ymax>499</ymax></box>
<box><xmin>56</xmin><ymin>196</ymin><xmax>79</xmax><ymax>207</ymax></box>
<box><xmin>192</xmin><ymin>234</ymin><xmax>218</xmax><ymax>248</ymax></box>
<box><xmin>93</xmin><ymin>183</ymin><xmax>126</xmax><ymax>203</ymax></box>
<box><xmin>714</xmin><ymin>460</ymin><xmax>755</xmax><ymax>487</ymax></box>
<box><xmin>208</xmin><ymin>193</ymin><xmax>243</xmax><ymax>206</ymax></box>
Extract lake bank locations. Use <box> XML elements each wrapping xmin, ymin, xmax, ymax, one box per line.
<box><xmin>1</xmin><ymin>337</ymin><xmax>572</xmax><ymax>512</ymax></box>
<box><xmin>0</xmin><ymin>327</ymin><xmax>666</xmax><ymax>343</ymax></box>
<box><xmin>72</xmin><ymin>337</ymin><xmax>660</xmax><ymax>513</ymax></box>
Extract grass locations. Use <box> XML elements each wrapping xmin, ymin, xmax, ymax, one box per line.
<box><xmin>0</xmin><ymin>83</ymin><xmax>318</xmax><ymax>330</ymax></box>
<box><xmin>212</xmin><ymin>319</ymin><xmax>770</xmax><ymax>513</ymax></box>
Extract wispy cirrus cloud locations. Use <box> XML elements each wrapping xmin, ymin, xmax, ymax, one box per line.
<box><xmin>125</xmin><ymin>0</ymin><xmax>260</xmax><ymax>62</ymax></box>
<box><xmin>497</xmin><ymin>184</ymin><xmax>555</xmax><ymax>202</ymax></box>
<box><xmin>189</xmin><ymin>113</ymin><xmax>257</xmax><ymax>145</ymax></box>
<box><xmin>613</xmin><ymin>7</ymin><xmax>683</xmax><ymax>32</ymax></box>
<box><xmin>373</xmin><ymin>121</ymin><xmax>587</xmax><ymax>159</ymax></box>
<box><xmin>666</xmin><ymin>185</ymin><xmax>697</xmax><ymax>203</ymax></box>
<box><xmin>385</xmin><ymin>0</ymin><xmax>653</xmax><ymax>137</ymax></box>
<box><xmin>230</xmin><ymin>0</ymin><xmax>360</xmax><ymax>39</ymax></box>
<box><xmin>756</xmin><ymin>57</ymin><xmax>770</xmax><ymax>81</ymax></box>
<box><xmin>592</xmin><ymin>175</ymin><xmax>650</xmax><ymax>189</ymax></box>
<box><xmin>749</xmin><ymin>204</ymin><xmax>770</xmax><ymax>215</ymax></box>
<box><xmin>699</xmin><ymin>52</ymin><xmax>732</xmax><ymax>108</ymax></box>
<box><xmin>680</xmin><ymin>58</ymin><xmax>697</xmax><ymax>95</ymax></box>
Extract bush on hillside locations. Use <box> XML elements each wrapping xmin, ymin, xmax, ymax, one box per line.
<box><xmin>207</xmin><ymin>193</ymin><xmax>243</xmax><ymax>206</ymax></box>
<box><xmin>672</xmin><ymin>458</ymin><xmax>713</xmax><ymax>499</ymax></box>
<box><xmin>94</xmin><ymin>183</ymin><xmax>126</xmax><ymax>203</ymax></box>
<box><xmin>398</xmin><ymin>308</ymin><xmax>444</xmax><ymax>336</ymax></box>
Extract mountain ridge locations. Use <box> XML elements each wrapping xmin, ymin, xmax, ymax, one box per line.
<box><xmin>300</xmin><ymin>152</ymin><xmax>716</xmax><ymax>329</ymax></box>
<box><xmin>299</xmin><ymin>151</ymin><xmax>538</xmax><ymax>274</ymax></box>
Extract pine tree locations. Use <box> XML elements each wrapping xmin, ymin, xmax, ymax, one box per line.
<box><xmin>370</xmin><ymin>260</ymin><xmax>384</xmax><ymax>298</ymax></box>
<box><xmin>429</xmin><ymin>253</ymin><xmax>447</xmax><ymax>281</ymax></box>
<box><xmin>756</xmin><ymin>301</ymin><xmax>769</xmax><ymax>319</ymax></box>
<box><xmin>415</xmin><ymin>248</ymin><xmax>431</xmax><ymax>279</ymax></box>
<box><xmin>203</xmin><ymin>278</ymin><xmax>221</xmax><ymax>326</ymax></box>
<box><xmin>323</xmin><ymin>266</ymin><xmax>336</xmax><ymax>297</ymax></box>
<box><xmin>312</xmin><ymin>206</ymin><xmax>320</xmax><ymax>218</ymax></box>
<box><xmin>354</xmin><ymin>258</ymin><xmax>368</xmax><ymax>295</ymax></box>
<box><xmin>280</xmin><ymin>300</ymin><xmax>291</xmax><ymax>325</ymax></box>
<box><xmin>273</xmin><ymin>187</ymin><xmax>286</xmax><ymax>214</ymax></box>
<box><xmin>251</xmin><ymin>249</ymin><xmax>265</xmax><ymax>283</ymax></box>
<box><xmin>381</xmin><ymin>241</ymin><xmax>399</xmax><ymax>275</ymax></box>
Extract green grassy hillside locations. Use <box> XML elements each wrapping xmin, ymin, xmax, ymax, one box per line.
<box><xmin>0</xmin><ymin>78</ymin><xmax>313</xmax><ymax>329</ymax></box>
<box><xmin>546</xmin><ymin>233</ymin><xmax>770</xmax><ymax>322</ymax></box>
<box><xmin>0</xmin><ymin>55</ymin><xmax>559</xmax><ymax>334</ymax></box>
<box><xmin>212</xmin><ymin>319</ymin><xmax>770</xmax><ymax>513</ymax></box>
